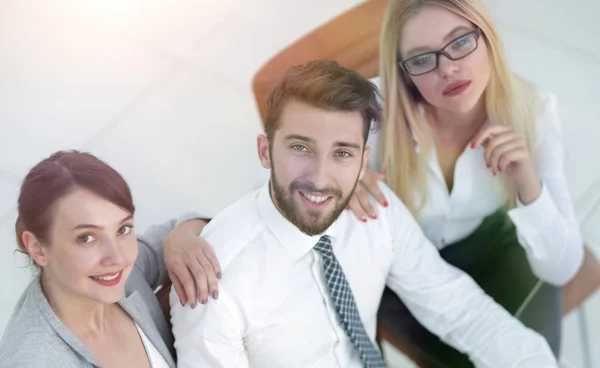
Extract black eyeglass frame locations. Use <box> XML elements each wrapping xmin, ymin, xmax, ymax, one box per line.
<box><xmin>398</xmin><ymin>28</ymin><xmax>483</xmax><ymax>76</ymax></box>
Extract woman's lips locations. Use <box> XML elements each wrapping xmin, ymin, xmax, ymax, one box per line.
<box><xmin>443</xmin><ymin>80</ymin><xmax>471</xmax><ymax>96</ymax></box>
<box><xmin>89</xmin><ymin>270</ymin><xmax>123</xmax><ymax>287</ymax></box>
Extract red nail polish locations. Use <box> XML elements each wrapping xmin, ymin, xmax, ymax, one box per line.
<box><xmin>361</xmin><ymin>217</ymin><xmax>367</xmax><ymax>223</ymax></box>
<box><xmin>371</xmin><ymin>213</ymin><xmax>377</xmax><ymax>219</ymax></box>
<box><xmin>493</xmin><ymin>170</ymin><xmax>497</xmax><ymax>176</ymax></box>
<box><xmin>383</xmin><ymin>201</ymin><xmax>389</xmax><ymax>207</ymax></box>
<box><xmin>498</xmin><ymin>167</ymin><xmax>502</xmax><ymax>172</ymax></box>
<box><xmin>345</xmin><ymin>205</ymin><xmax>349</xmax><ymax>210</ymax></box>
<box><xmin>486</xmin><ymin>164</ymin><xmax>490</xmax><ymax>168</ymax></box>
<box><xmin>470</xmin><ymin>142</ymin><xmax>476</xmax><ymax>149</ymax></box>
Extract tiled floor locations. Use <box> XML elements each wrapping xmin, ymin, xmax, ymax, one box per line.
<box><xmin>0</xmin><ymin>0</ymin><xmax>599</xmax><ymax>366</ymax></box>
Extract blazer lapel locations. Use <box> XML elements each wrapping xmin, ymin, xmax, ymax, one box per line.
<box><xmin>32</xmin><ymin>277</ymin><xmax>100</xmax><ymax>366</ymax></box>
<box><xmin>120</xmin><ymin>291</ymin><xmax>176</xmax><ymax>368</ymax></box>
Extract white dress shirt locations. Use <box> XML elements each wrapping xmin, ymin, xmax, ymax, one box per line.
<box><xmin>135</xmin><ymin>323</ymin><xmax>170</xmax><ymax>368</ymax></box>
<box><xmin>366</xmin><ymin>91</ymin><xmax>583</xmax><ymax>286</ymax></box>
<box><xmin>170</xmin><ymin>181</ymin><xmax>557</xmax><ymax>367</ymax></box>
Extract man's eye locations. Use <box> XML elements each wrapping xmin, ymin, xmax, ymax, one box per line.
<box><xmin>292</xmin><ymin>145</ymin><xmax>308</xmax><ymax>152</ymax></box>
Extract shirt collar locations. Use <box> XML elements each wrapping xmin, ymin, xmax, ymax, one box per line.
<box><xmin>257</xmin><ymin>180</ymin><xmax>341</xmax><ymax>260</ymax></box>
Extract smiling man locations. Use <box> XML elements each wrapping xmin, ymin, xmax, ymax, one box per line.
<box><xmin>169</xmin><ymin>60</ymin><xmax>557</xmax><ymax>368</ymax></box>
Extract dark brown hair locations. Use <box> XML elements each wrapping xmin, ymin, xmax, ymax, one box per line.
<box><xmin>15</xmin><ymin>150</ymin><xmax>135</xmax><ymax>257</ymax></box>
<box><xmin>263</xmin><ymin>60</ymin><xmax>382</xmax><ymax>144</ymax></box>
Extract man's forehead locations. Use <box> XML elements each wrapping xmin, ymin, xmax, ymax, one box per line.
<box><xmin>276</xmin><ymin>101</ymin><xmax>364</xmax><ymax>144</ymax></box>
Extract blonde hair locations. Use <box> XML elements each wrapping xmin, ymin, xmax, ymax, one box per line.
<box><xmin>378</xmin><ymin>0</ymin><xmax>541</xmax><ymax>216</ymax></box>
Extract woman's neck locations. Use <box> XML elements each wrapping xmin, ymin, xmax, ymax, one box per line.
<box><xmin>430</xmin><ymin>97</ymin><xmax>487</xmax><ymax>142</ymax></box>
<box><xmin>41</xmin><ymin>273</ymin><xmax>115</xmax><ymax>337</ymax></box>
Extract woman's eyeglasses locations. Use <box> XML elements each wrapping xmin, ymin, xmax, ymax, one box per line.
<box><xmin>399</xmin><ymin>28</ymin><xmax>483</xmax><ymax>76</ymax></box>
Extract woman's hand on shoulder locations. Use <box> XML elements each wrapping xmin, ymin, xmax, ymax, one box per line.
<box><xmin>163</xmin><ymin>220</ymin><xmax>222</xmax><ymax>308</ymax></box>
<box><xmin>346</xmin><ymin>168</ymin><xmax>388</xmax><ymax>222</ymax></box>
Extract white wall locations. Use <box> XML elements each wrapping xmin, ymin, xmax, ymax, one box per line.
<box><xmin>1</xmin><ymin>1</ymin><xmax>599</xmax><ymax>366</ymax></box>
<box><xmin>0</xmin><ymin>0</ymin><xmax>364</xmax><ymax>333</ymax></box>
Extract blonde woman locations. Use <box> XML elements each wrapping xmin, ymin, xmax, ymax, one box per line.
<box><xmin>347</xmin><ymin>0</ymin><xmax>584</xmax><ymax>366</ymax></box>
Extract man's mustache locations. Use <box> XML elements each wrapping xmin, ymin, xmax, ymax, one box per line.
<box><xmin>290</xmin><ymin>180</ymin><xmax>342</xmax><ymax>198</ymax></box>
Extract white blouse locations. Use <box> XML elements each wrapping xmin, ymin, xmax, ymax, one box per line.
<box><xmin>366</xmin><ymin>91</ymin><xmax>583</xmax><ymax>286</ymax></box>
<box><xmin>135</xmin><ymin>323</ymin><xmax>170</xmax><ymax>368</ymax></box>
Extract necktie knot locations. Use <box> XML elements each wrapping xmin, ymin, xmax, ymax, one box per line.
<box><xmin>314</xmin><ymin>235</ymin><xmax>333</xmax><ymax>258</ymax></box>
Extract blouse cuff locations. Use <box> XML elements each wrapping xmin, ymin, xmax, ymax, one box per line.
<box><xmin>507</xmin><ymin>182</ymin><xmax>558</xmax><ymax>245</ymax></box>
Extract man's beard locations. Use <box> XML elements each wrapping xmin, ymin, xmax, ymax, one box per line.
<box><xmin>270</xmin><ymin>170</ymin><xmax>358</xmax><ymax>236</ymax></box>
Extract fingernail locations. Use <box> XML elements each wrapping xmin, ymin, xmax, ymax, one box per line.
<box><xmin>498</xmin><ymin>167</ymin><xmax>502</xmax><ymax>172</ymax></box>
<box><xmin>201</xmin><ymin>298</ymin><xmax>208</xmax><ymax>304</ymax></box>
<box><xmin>371</xmin><ymin>213</ymin><xmax>377</xmax><ymax>219</ymax></box>
<box><xmin>486</xmin><ymin>163</ymin><xmax>490</xmax><ymax>168</ymax></box>
<box><xmin>212</xmin><ymin>291</ymin><xmax>219</xmax><ymax>300</ymax></box>
<box><xmin>383</xmin><ymin>201</ymin><xmax>389</xmax><ymax>207</ymax></box>
<box><xmin>191</xmin><ymin>302</ymin><xmax>196</xmax><ymax>309</ymax></box>
<box><xmin>217</xmin><ymin>272</ymin><xmax>222</xmax><ymax>280</ymax></box>
<box><xmin>470</xmin><ymin>142</ymin><xmax>476</xmax><ymax>149</ymax></box>
<box><xmin>345</xmin><ymin>205</ymin><xmax>349</xmax><ymax>210</ymax></box>
<box><xmin>180</xmin><ymin>300</ymin><xmax>185</xmax><ymax>307</ymax></box>
<box><xmin>361</xmin><ymin>216</ymin><xmax>367</xmax><ymax>223</ymax></box>
<box><xmin>493</xmin><ymin>170</ymin><xmax>497</xmax><ymax>176</ymax></box>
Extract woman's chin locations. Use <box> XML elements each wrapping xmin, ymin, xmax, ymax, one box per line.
<box><xmin>89</xmin><ymin>288</ymin><xmax>126</xmax><ymax>305</ymax></box>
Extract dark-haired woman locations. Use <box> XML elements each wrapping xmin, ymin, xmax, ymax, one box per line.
<box><xmin>0</xmin><ymin>150</ymin><xmax>219</xmax><ymax>367</ymax></box>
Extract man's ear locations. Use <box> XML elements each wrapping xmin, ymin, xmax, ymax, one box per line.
<box><xmin>358</xmin><ymin>146</ymin><xmax>371</xmax><ymax>181</ymax></box>
<box><xmin>257</xmin><ymin>134</ymin><xmax>272</xmax><ymax>169</ymax></box>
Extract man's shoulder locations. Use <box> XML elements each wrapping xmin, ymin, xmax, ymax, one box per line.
<box><xmin>375</xmin><ymin>181</ymin><xmax>411</xmax><ymax>216</ymax></box>
<box><xmin>376</xmin><ymin>181</ymin><xmax>396</xmax><ymax>200</ymax></box>
<box><xmin>201</xmin><ymin>188</ymin><xmax>266</xmax><ymax>270</ymax></box>
<box><xmin>369</xmin><ymin>181</ymin><xmax>417</xmax><ymax>232</ymax></box>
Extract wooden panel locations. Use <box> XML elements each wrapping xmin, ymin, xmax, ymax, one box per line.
<box><xmin>252</xmin><ymin>0</ymin><xmax>389</xmax><ymax>121</ymax></box>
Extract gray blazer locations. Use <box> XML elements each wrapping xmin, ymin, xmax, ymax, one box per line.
<box><xmin>0</xmin><ymin>213</ymin><xmax>200</xmax><ymax>368</ymax></box>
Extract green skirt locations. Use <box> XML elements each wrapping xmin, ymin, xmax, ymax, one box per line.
<box><xmin>377</xmin><ymin>207</ymin><xmax>561</xmax><ymax>367</ymax></box>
